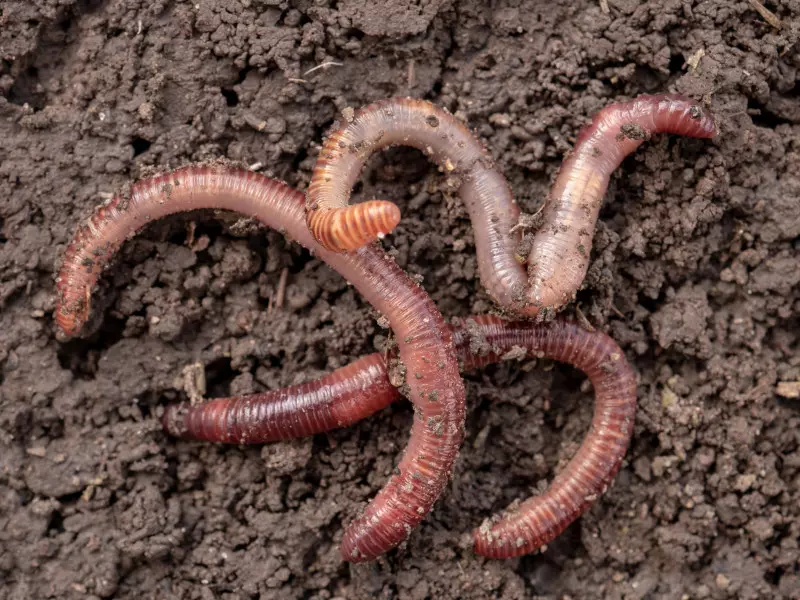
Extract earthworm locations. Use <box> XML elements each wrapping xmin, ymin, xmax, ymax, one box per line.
<box><xmin>305</xmin><ymin>95</ymin><xmax>716</xmax><ymax>317</ymax></box>
<box><xmin>305</xmin><ymin>97</ymin><xmax>526</xmax><ymax>312</ymax></box>
<box><xmin>163</xmin><ymin>353</ymin><xmax>397</xmax><ymax>443</ymax></box>
<box><xmin>163</xmin><ymin>315</ymin><xmax>637</xmax><ymax>559</ymax></box>
<box><xmin>54</xmin><ymin>163</ymin><xmax>466</xmax><ymax>563</ymax></box>
<box><xmin>467</xmin><ymin>315</ymin><xmax>636</xmax><ymax>558</ymax></box>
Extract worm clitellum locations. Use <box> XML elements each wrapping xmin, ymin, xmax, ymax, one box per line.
<box><xmin>164</xmin><ymin>315</ymin><xmax>637</xmax><ymax>559</ymax></box>
<box><xmin>305</xmin><ymin>95</ymin><xmax>716</xmax><ymax>317</ymax></box>
<box><xmin>55</xmin><ymin>164</ymin><xmax>466</xmax><ymax>563</ymax></box>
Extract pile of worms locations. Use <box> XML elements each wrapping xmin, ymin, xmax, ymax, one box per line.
<box><xmin>164</xmin><ymin>314</ymin><xmax>637</xmax><ymax>558</ymax></box>
<box><xmin>55</xmin><ymin>165</ymin><xmax>466</xmax><ymax>563</ymax></box>
<box><xmin>55</xmin><ymin>93</ymin><xmax>716</xmax><ymax>562</ymax></box>
<box><xmin>306</xmin><ymin>94</ymin><xmax>715</xmax><ymax>318</ymax></box>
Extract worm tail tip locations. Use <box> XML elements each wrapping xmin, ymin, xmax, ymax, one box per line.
<box><xmin>309</xmin><ymin>200</ymin><xmax>401</xmax><ymax>252</ymax></box>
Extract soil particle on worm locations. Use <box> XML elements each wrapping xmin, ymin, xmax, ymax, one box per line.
<box><xmin>1</xmin><ymin>0</ymin><xmax>799</xmax><ymax>599</ymax></box>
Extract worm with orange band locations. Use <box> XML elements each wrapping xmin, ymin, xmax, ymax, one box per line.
<box><xmin>305</xmin><ymin>94</ymin><xmax>716</xmax><ymax>318</ymax></box>
<box><xmin>162</xmin><ymin>315</ymin><xmax>637</xmax><ymax>559</ymax></box>
<box><xmin>54</xmin><ymin>163</ymin><xmax>466</xmax><ymax>563</ymax></box>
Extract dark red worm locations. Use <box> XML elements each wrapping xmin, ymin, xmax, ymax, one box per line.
<box><xmin>305</xmin><ymin>94</ymin><xmax>716</xmax><ymax>318</ymax></box>
<box><xmin>54</xmin><ymin>163</ymin><xmax>466</xmax><ymax>563</ymax></box>
<box><xmin>163</xmin><ymin>353</ymin><xmax>397</xmax><ymax>443</ymax></box>
<box><xmin>163</xmin><ymin>315</ymin><xmax>637</xmax><ymax>559</ymax></box>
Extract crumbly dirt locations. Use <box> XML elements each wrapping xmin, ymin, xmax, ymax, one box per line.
<box><xmin>2</xmin><ymin>1</ymin><xmax>799</xmax><ymax>598</ymax></box>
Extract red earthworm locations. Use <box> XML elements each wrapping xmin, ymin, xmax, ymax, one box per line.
<box><xmin>164</xmin><ymin>315</ymin><xmax>637</xmax><ymax>559</ymax></box>
<box><xmin>305</xmin><ymin>94</ymin><xmax>716</xmax><ymax>317</ymax></box>
<box><xmin>54</xmin><ymin>163</ymin><xmax>466</xmax><ymax>563</ymax></box>
<box><xmin>163</xmin><ymin>353</ymin><xmax>398</xmax><ymax>443</ymax></box>
<box><xmin>466</xmin><ymin>315</ymin><xmax>636</xmax><ymax>558</ymax></box>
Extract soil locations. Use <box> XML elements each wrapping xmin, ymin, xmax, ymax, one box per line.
<box><xmin>1</xmin><ymin>1</ymin><xmax>799</xmax><ymax>598</ymax></box>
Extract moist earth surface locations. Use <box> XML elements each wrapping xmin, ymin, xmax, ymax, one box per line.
<box><xmin>1</xmin><ymin>1</ymin><xmax>799</xmax><ymax>598</ymax></box>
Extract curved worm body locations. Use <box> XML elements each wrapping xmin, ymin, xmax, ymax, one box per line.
<box><xmin>465</xmin><ymin>316</ymin><xmax>636</xmax><ymax>558</ymax></box>
<box><xmin>526</xmin><ymin>94</ymin><xmax>716</xmax><ymax>312</ymax></box>
<box><xmin>163</xmin><ymin>315</ymin><xmax>637</xmax><ymax>559</ymax></box>
<box><xmin>306</xmin><ymin>98</ymin><xmax>527</xmax><ymax>312</ymax></box>
<box><xmin>55</xmin><ymin>164</ymin><xmax>466</xmax><ymax>563</ymax></box>
<box><xmin>305</xmin><ymin>95</ymin><xmax>716</xmax><ymax>317</ymax></box>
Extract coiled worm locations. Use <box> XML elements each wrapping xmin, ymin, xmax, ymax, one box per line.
<box><xmin>164</xmin><ymin>315</ymin><xmax>637</xmax><ymax>558</ymax></box>
<box><xmin>305</xmin><ymin>95</ymin><xmax>716</xmax><ymax>318</ymax></box>
<box><xmin>54</xmin><ymin>163</ymin><xmax>466</xmax><ymax>563</ymax></box>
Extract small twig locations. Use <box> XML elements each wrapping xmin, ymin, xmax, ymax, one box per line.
<box><xmin>243</xmin><ymin>113</ymin><xmax>266</xmax><ymax>132</ymax></box>
<box><xmin>275</xmin><ymin>267</ymin><xmax>289</xmax><ymax>310</ymax></box>
<box><xmin>748</xmin><ymin>0</ymin><xmax>782</xmax><ymax>29</ymax></box>
<box><xmin>575</xmin><ymin>304</ymin><xmax>596</xmax><ymax>332</ymax></box>
<box><xmin>185</xmin><ymin>221</ymin><xmax>196</xmax><ymax>248</ymax></box>
<box><xmin>685</xmin><ymin>48</ymin><xmax>705</xmax><ymax>71</ymax></box>
<box><xmin>609</xmin><ymin>303</ymin><xmax>626</xmax><ymax>320</ymax></box>
<box><xmin>599</xmin><ymin>0</ymin><xmax>610</xmax><ymax>14</ymax></box>
<box><xmin>304</xmin><ymin>61</ymin><xmax>343</xmax><ymax>76</ymax></box>
<box><xmin>268</xmin><ymin>267</ymin><xmax>290</xmax><ymax>313</ymax></box>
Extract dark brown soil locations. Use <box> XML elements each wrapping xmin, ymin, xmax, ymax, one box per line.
<box><xmin>2</xmin><ymin>1</ymin><xmax>799</xmax><ymax>598</ymax></box>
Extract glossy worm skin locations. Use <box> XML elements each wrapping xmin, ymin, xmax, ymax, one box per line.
<box><xmin>163</xmin><ymin>315</ymin><xmax>637</xmax><ymax>559</ymax></box>
<box><xmin>527</xmin><ymin>94</ymin><xmax>716</xmax><ymax>314</ymax></box>
<box><xmin>466</xmin><ymin>316</ymin><xmax>636</xmax><ymax>558</ymax></box>
<box><xmin>163</xmin><ymin>353</ymin><xmax>397</xmax><ymax>443</ymax></box>
<box><xmin>305</xmin><ymin>95</ymin><xmax>716</xmax><ymax>318</ymax></box>
<box><xmin>306</xmin><ymin>98</ymin><xmax>526</xmax><ymax>313</ymax></box>
<box><xmin>54</xmin><ymin>164</ymin><xmax>466</xmax><ymax>563</ymax></box>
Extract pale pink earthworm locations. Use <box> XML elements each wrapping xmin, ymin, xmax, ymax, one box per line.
<box><xmin>305</xmin><ymin>94</ymin><xmax>716</xmax><ymax>318</ymax></box>
<box><xmin>163</xmin><ymin>315</ymin><xmax>637</xmax><ymax>559</ymax></box>
<box><xmin>54</xmin><ymin>163</ymin><xmax>466</xmax><ymax>563</ymax></box>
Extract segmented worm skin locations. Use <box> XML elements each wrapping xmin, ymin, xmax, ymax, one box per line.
<box><xmin>163</xmin><ymin>315</ymin><xmax>637</xmax><ymax>559</ymax></box>
<box><xmin>526</xmin><ymin>94</ymin><xmax>716</xmax><ymax>313</ymax></box>
<box><xmin>306</xmin><ymin>98</ymin><xmax>528</xmax><ymax>312</ymax></box>
<box><xmin>163</xmin><ymin>353</ymin><xmax>397</xmax><ymax>443</ymax></box>
<box><xmin>464</xmin><ymin>316</ymin><xmax>636</xmax><ymax>558</ymax></box>
<box><xmin>305</xmin><ymin>95</ymin><xmax>716</xmax><ymax>318</ymax></box>
<box><xmin>54</xmin><ymin>164</ymin><xmax>466</xmax><ymax>563</ymax></box>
